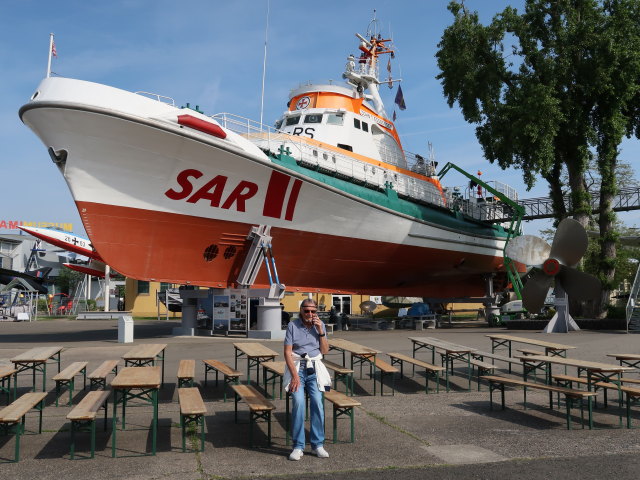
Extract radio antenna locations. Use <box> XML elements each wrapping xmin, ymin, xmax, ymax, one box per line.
<box><xmin>259</xmin><ymin>0</ymin><xmax>270</xmax><ymax>130</ymax></box>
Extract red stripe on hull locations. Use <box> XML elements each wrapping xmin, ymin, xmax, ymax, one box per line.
<box><xmin>76</xmin><ymin>201</ymin><xmax>506</xmax><ymax>296</ymax></box>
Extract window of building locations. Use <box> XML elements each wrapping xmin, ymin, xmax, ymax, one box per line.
<box><xmin>159</xmin><ymin>282</ymin><xmax>171</xmax><ymax>292</ymax></box>
<box><xmin>285</xmin><ymin>115</ymin><xmax>300</xmax><ymax>126</ymax></box>
<box><xmin>354</xmin><ymin>118</ymin><xmax>361</xmax><ymax>129</ymax></box>
<box><xmin>304</xmin><ymin>114</ymin><xmax>322</xmax><ymax>123</ymax></box>
<box><xmin>327</xmin><ymin>113</ymin><xmax>344</xmax><ymax>125</ymax></box>
<box><xmin>137</xmin><ymin>280</ymin><xmax>150</xmax><ymax>295</ymax></box>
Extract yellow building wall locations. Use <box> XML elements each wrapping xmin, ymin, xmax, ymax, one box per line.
<box><xmin>125</xmin><ymin>279</ymin><xmax>182</xmax><ymax>318</ymax></box>
<box><xmin>125</xmin><ymin>278</ymin><xmax>383</xmax><ymax>318</ymax></box>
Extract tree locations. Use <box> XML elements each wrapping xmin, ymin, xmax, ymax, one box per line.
<box><xmin>436</xmin><ymin>0</ymin><xmax>640</xmax><ymax>317</ymax></box>
<box><xmin>55</xmin><ymin>267</ymin><xmax>84</xmax><ymax>295</ymax></box>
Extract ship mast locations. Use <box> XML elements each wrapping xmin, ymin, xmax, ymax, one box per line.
<box><xmin>342</xmin><ymin>14</ymin><xmax>396</xmax><ymax>118</ymax></box>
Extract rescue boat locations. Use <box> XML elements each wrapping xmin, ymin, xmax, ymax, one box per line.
<box><xmin>19</xmin><ymin>22</ymin><xmax>519</xmax><ymax>296</ymax></box>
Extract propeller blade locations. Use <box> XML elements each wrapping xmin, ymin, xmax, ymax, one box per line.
<box><xmin>522</xmin><ymin>269</ymin><xmax>554</xmax><ymax>313</ymax></box>
<box><xmin>556</xmin><ymin>266</ymin><xmax>602</xmax><ymax>301</ymax></box>
<box><xmin>505</xmin><ymin>235</ymin><xmax>552</xmax><ymax>266</ymax></box>
<box><xmin>549</xmin><ymin>218</ymin><xmax>588</xmax><ymax>266</ymax></box>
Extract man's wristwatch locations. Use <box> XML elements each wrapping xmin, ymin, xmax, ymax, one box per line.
<box><xmin>319</xmin><ymin>332</ymin><xmax>326</xmax><ymax>337</ymax></box>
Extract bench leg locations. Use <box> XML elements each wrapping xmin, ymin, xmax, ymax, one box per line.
<box><xmin>70</xmin><ymin>421</ymin><xmax>76</xmax><ymax>459</ymax></box>
<box><xmin>15</xmin><ymin>421</ymin><xmax>22</xmax><ymax>462</ymax></box>
<box><xmin>181</xmin><ymin>413</ymin><xmax>205</xmax><ymax>452</ymax></box>
<box><xmin>91</xmin><ymin>420</ymin><xmax>96</xmax><ymax>458</ymax></box>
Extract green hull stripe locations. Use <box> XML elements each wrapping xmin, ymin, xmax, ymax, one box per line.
<box><xmin>270</xmin><ymin>153</ymin><xmax>508</xmax><ymax>240</ymax></box>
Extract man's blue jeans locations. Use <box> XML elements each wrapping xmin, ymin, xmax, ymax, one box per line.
<box><xmin>290</xmin><ymin>362</ymin><xmax>325</xmax><ymax>449</ymax></box>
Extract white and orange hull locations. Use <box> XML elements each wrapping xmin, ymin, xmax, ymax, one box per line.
<box><xmin>21</xmin><ymin>77</ymin><xmax>509</xmax><ymax>296</ymax></box>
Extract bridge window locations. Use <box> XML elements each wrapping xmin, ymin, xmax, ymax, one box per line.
<box><xmin>304</xmin><ymin>114</ymin><xmax>322</xmax><ymax>124</ymax></box>
<box><xmin>354</xmin><ymin>118</ymin><xmax>361</xmax><ymax>129</ymax></box>
<box><xmin>362</xmin><ymin>122</ymin><xmax>369</xmax><ymax>132</ymax></box>
<box><xmin>285</xmin><ymin>115</ymin><xmax>300</xmax><ymax>126</ymax></box>
<box><xmin>327</xmin><ymin>113</ymin><xmax>344</xmax><ymax>125</ymax></box>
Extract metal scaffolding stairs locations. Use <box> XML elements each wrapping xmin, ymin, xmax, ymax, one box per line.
<box><xmin>626</xmin><ymin>264</ymin><xmax>640</xmax><ymax>333</ymax></box>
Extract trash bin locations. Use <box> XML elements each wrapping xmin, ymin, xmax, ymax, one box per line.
<box><xmin>118</xmin><ymin>315</ymin><xmax>134</xmax><ymax>343</ymax></box>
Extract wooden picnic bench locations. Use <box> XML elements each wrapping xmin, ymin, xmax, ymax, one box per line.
<box><xmin>482</xmin><ymin>375</ymin><xmax>598</xmax><ymax>430</ymax></box>
<box><xmin>517</xmin><ymin>348</ymin><xmax>545</xmax><ymax>356</ymax></box>
<box><xmin>323</xmin><ymin>389</ymin><xmax>361</xmax><ymax>443</ymax></box>
<box><xmin>178</xmin><ymin>387</ymin><xmax>207</xmax><ymax>452</ymax></box>
<box><xmin>87</xmin><ymin>360</ymin><xmax>119</xmax><ymax>390</ymax></box>
<box><xmin>469</xmin><ymin>358</ymin><xmax>496</xmax><ymax>390</ymax></box>
<box><xmin>387</xmin><ymin>352</ymin><xmax>444</xmax><ymax>394</ymax></box>
<box><xmin>66</xmin><ymin>390</ymin><xmax>110</xmax><ymax>459</ymax></box>
<box><xmin>371</xmin><ymin>359</ymin><xmax>399</xmax><ymax>396</ymax></box>
<box><xmin>590</xmin><ymin>382</ymin><xmax>640</xmax><ymax>428</ymax></box>
<box><xmin>261</xmin><ymin>360</ymin><xmax>285</xmax><ymax>399</ymax></box>
<box><xmin>230</xmin><ymin>384</ymin><xmax>275</xmax><ymax>447</ymax></box>
<box><xmin>0</xmin><ymin>366</ymin><xmax>17</xmax><ymax>404</ymax></box>
<box><xmin>53</xmin><ymin>361</ymin><xmax>88</xmax><ymax>406</ymax></box>
<box><xmin>324</xmin><ymin>360</ymin><xmax>354</xmax><ymax>396</ymax></box>
<box><xmin>177</xmin><ymin>359</ymin><xmax>196</xmax><ymax>387</ymax></box>
<box><xmin>203</xmin><ymin>359</ymin><xmax>242</xmax><ymax>401</ymax></box>
<box><xmin>0</xmin><ymin>391</ymin><xmax>47</xmax><ymax>462</ymax></box>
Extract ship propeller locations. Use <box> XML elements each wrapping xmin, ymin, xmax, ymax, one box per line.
<box><xmin>505</xmin><ymin>218</ymin><xmax>601</xmax><ymax>313</ymax></box>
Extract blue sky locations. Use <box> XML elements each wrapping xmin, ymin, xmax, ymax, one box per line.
<box><xmin>2</xmin><ymin>0</ymin><xmax>638</xmax><ymax>236</ymax></box>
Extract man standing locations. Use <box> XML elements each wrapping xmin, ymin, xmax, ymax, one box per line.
<box><xmin>284</xmin><ymin>298</ymin><xmax>331</xmax><ymax>460</ymax></box>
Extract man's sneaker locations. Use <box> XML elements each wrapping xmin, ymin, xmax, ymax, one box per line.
<box><xmin>289</xmin><ymin>448</ymin><xmax>304</xmax><ymax>461</ymax></box>
<box><xmin>312</xmin><ymin>446</ymin><xmax>330</xmax><ymax>458</ymax></box>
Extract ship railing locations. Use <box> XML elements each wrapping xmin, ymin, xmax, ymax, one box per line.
<box><xmin>135</xmin><ymin>91</ymin><xmax>176</xmax><ymax>106</ymax></box>
<box><xmin>486</xmin><ymin>180</ymin><xmax>518</xmax><ymax>202</ymax></box>
<box><xmin>442</xmin><ymin>188</ymin><xmax>517</xmax><ymax>222</ymax></box>
<box><xmin>211</xmin><ymin>112</ymin><xmax>454</xmax><ymax>211</ymax></box>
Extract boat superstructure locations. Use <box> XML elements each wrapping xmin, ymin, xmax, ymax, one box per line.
<box><xmin>19</xmin><ymin>21</ymin><xmax>520</xmax><ymax>297</ymax></box>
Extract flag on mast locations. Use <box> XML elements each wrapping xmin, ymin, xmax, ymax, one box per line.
<box><xmin>394</xmin><ymin>85</ymin><xmax>406</xmax><ymax>111</ymax></box>
<box><xmin>51</xmin><ymin>41</ymin><xmax>57</xmax><ymax>57</ymax></box>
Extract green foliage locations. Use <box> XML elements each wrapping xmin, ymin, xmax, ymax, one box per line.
<box><xmin>54</xmin><ymin>267</ymin><xmax>84</xmax><ymax>295</ymax></box>
<box><xmin>37</xmin><ymin>298</ymin><xmax>49</xmax><ymax>314</ymax></box>
<box><xmin>438</xmin><ymin>0</ymin><xmax>640</xmax><ymax>313</ymax></box>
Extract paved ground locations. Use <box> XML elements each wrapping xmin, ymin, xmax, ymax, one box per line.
<box><xmin>0</xmin><ymin>318</ymin><xmax>639</xmax><ymax>479</ymax></box>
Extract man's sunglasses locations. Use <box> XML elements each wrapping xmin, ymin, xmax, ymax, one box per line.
<box><xmin>303</xmin><ymin>309</ymin><xmax>317</xmax><ymax>313</ymax></box>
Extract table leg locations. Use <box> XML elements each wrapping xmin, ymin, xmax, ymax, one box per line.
<box><xmin>111</xmin><ymin>390</ymin><xmax>118</xmax><ymax>457</ymax></box>
<box><xmin>152</xmin><ymin>389</ymin><xmax>158</xmax><ymax>455</ymax></box>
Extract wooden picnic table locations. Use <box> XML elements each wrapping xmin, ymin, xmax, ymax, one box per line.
<box><xmin>233</xmin><ymin>342</ymin><xmax>279</xmax><ymax>386</ymax></box>
<box><xmin>409</xmin><ymin>337</ymin><xmax>476</xmax><ymax>391</ymax></box>
<box><xmin>10</xmin><ymin>346</ymin><xmax>63</xmax><ymax>392</ymax></box>
<box><xmin>606</xmin><ymin>353</ymin><xmax>640</xmax><ymax>370</ymax></box>
<box><xmin>0</xmin><ymin>366</ymin><xmax>17</xmax><ymax>403</ymax></box>
<box><xmin>122</xmin><ymin>343</ymin><xmax>167</xmax><ymax>387</ymax></box>
<box><xmin>110</xmin><ymin>366</ymin><xmax>161</xmax><ymax>457</ymax></box>
<box><xmin>487</xmin><ymin>334</ymin><xmax>575</xmax><ymax>357</ymax></box>
<box><xmin>518</xmin><ymin>353</ymin><xmax>634</xmax><ymax>428</ymax></box>
<box><xmin>329</xmin><ymin>338</ymin><xmax>385</xmax><ymax>393</ymax></box>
